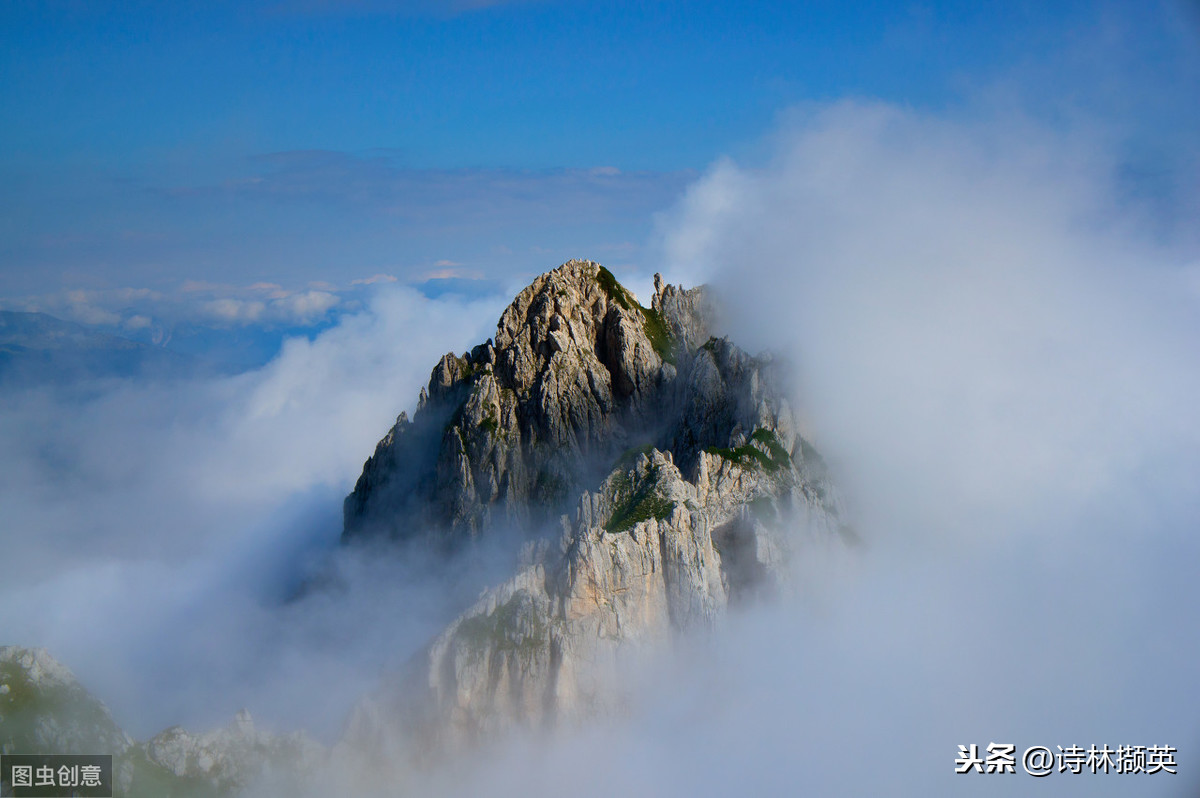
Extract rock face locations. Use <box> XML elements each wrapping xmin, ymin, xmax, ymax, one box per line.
<box><xmin>342</xmin><ymin>261</ymin><xmax>849</xmax><ymax>751</ymax></box>
<box><xmin>343</xmin><ymin>259</ymin><xmax>711</xmax><ymax>544</ymax></box>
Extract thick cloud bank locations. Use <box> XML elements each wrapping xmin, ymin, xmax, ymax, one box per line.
<box><xmin>642</xmin><ymin>102</ymin><xmax>1198</xmax><ymax>797</ymax></box>
<box><xmin>661</xmin><ymin>102</ymin><xmax>1200</xmax><ymax>548</ymax></box>
<box><xmin>0</xmin><ymin>285</ymin><xmax>505</xmax><ymax>739</ymax></box>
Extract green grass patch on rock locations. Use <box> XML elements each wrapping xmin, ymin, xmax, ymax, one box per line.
<box><xmin>479</xmin><ymin>414</ymin><xmax>499</xmax><ymax>435</ymax></box>
<box><xmin>705</xmin><ymin>444</ymin><xmax>774</xmax><ymax>471</ymax></box>
<box><xmin>534</xmin><ymin>468</ymin><xmax>569</xmax><ymax>504</ymax></box>
<box><xmin>455</xmin><ymin>593</ymin><xmax>547</xmax><ymax>657</ymax></box>
<box><xmin>613</xmin><ymin>443</ymin><xmax>655</xmax><ymax>471</ymax></box>
<box><xmin>639</xmin><ymin>306</ymin><xmax>676</xmax><ymax>364</ymax></box>
<box><xmin>604</xmin><ymin>467</ymin><xmax>676</xmax><ymax>533</ymax></box>
<box><xmin>596</xmin><ymin>265</ymin><xmax>677</xmax><ymax>365</ymax></box>
<box><xmin>799</xmin><ymin>436</ymin><xmax>827</xmax><ymax>471</ymax></box>
<box><xmin>0</xmin><ymin>660</ymin><xmax>121</xmax><ymax>754</ymax></box>
<box><xmin>595</xmin><ymin>265</ymin><xmax>636</xmax><ymax>310</ymax></box>
<box><xmin>706</xmin><ymin>429</ymin><xmax>793</xmax><ymax>474</ymax></box>
<box><xmin>751</xmin><ymin>428</ymin><xmax>793</xmax><ymax>471</ymax></box>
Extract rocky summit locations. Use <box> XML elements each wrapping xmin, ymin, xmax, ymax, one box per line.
<box><xmin>342</xmin><ymin>259</ymin><xmax>720</xmax><ymax>544</ymax></box>
<box><xmin>341</xmin><ymin>260</ymin><xmax>851</xmax><ymax>751</ymax></box>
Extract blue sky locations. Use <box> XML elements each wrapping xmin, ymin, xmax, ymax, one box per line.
<box><xmin>0</xmin><ymin>1</ymin><xmax>1089</xmax><ymax>170</ymax></box>
<box><xmin>1</xmin><ymin>0</ymin><xmax>1197</xmax><ymax>354</ymax></box>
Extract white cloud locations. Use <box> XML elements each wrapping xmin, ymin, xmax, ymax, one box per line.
<box><xmin>661</xmin><ymin>101</ymin><xmax>1200</xmax><ymax>546</ymax></box>
<box><xmin>197</xmin><ymin>286</ymin><xmax>344</xmax><ymax>326</ymax></box>
<box><xmin>269</xmin><ymin>289</ymin><xmax>340</xmax><ymax>324</ymax></box>
<box><xmin>0</xmin><ymin>284</ymin><xmax>505</xmax><ymax>738</ymax></box>
<box><xmin>203</xmin><ymin>297</ymin><xmax>267</xmax><ymax>323</ymax></box>
<box><xmin>642</xmin><ymin>100</ymin><xmax>1199</xmax><ymax>796</ymax></box>
<box><xmin>122</xmin><ymin>314</ymin><xmax>153</xmax><ymax>331</ymax></box>
<box><xmin>246</xmin><ymin>282</ymin><xmax>290</xmax><ymax>299</ymax></box>
<box><xmin>2</xmin><ymin>281</ymin><xmax>350</xmax><ymax>335</ymax></box>
<box><xmin>420</xmin><ymin>266</ymin><xmax>484</xmax><ymax>281</ymax></box>
<box><xmin>59</xmin><ymin>289</ymin><xmax>123</xmax><ymax>326</ymax></box>
<box><xmin>350</xmin><ymin>273</ymin><xmax>399</xmax><ymax>286</ymax></box>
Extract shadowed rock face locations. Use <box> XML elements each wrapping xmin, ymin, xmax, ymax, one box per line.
<box><xmin>340</xmin><ymin>261</ymin><xmax>850</xmax><ymax>752</ymax></box>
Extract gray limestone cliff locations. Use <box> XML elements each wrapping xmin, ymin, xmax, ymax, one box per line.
<box><xmin>341</xmin><ymin>260</ymin><xmax>850</xmax><ymax>752</ymax></box>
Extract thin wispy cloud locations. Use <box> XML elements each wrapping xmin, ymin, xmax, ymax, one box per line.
<box><xmin>350</xmin><ymin>274</ymin><xmax>399</xmax><ymax>286</ymax></box>
<box><xmin>3</xmin><ymin>282</ymin><xmax>348</xmax><ymax>334</ymax></box>
<box><xmin>198</xmin><ymin>152</ymin><xmax>691</xmax><ymax>225</ymax></box>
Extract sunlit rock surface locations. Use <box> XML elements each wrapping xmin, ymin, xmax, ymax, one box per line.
<box><xmin>343</xmin><ymin>259</ymin><xmax>712</xmax><ymax>544</ymax></box>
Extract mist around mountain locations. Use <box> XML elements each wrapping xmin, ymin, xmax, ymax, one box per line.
<box><xmin>3</xmin><ymin>262</ymin><xmax>852</xmax><ymax>794</ymax></box>
<box><xmin>1</xmin><ymin>103</ymin><xmax>1197</xmax><ymax>798</ymax></box>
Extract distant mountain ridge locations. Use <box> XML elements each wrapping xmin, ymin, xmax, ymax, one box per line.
<box><xmin>0</xmin><ymin>311</ymin><xmax>197</xmax><ymax>385</ymax></box>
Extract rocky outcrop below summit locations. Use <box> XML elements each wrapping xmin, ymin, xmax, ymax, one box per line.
<box><xmin>341</xmin><ymin>261</ymin><xmax>851</xmax><ymax>751</ymax></box>
<box><xmin>349</xmin><ymin>440</ymin><xmax>843</xmax><ymax>752</ymax></box>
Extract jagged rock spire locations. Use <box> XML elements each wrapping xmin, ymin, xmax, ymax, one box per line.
<box><xmin>342</xmin><ymin>259</ymin><xmax>714</xmax><ymax>544</ymax></box>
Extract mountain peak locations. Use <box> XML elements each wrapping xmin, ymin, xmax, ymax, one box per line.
<box><xmin>343</xmin><ymin>260</ymin><xmax>715</xmax><ymax>544</ymax></box>
<box><xmin>339</xmin><ymin>260</ymin><xmax>848</xmax><ymax>750</ymax></box>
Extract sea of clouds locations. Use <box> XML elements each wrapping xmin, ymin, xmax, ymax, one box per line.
<box><xmin>1</xmin><ymin>100</ymin><xmax>1198</xmax><ymax>798</ymax></box>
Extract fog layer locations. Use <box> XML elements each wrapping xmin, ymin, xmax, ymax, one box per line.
<box><xmin>0</xmin><ymin>286</ymin><xmax>506</xmax><ymax>739</ymax></box>
<box><xmin>2</xmin><ymin>101</ymin><xmax>1197</xmax><ymax>797</ymax></box>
